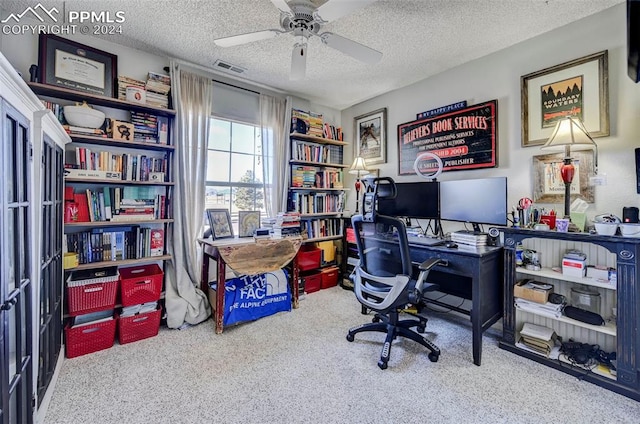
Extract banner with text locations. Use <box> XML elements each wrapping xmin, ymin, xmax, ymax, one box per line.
<box><xmin>398</xmin><ymin>100</ymin><xmax>498</xmax><ymax>175</ymax></box>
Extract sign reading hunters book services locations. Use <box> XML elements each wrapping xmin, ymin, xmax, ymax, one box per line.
<box><xmin>397</xmin><ymin>100</ymin><xmax>498</xmax><ymax>175</ymax></box>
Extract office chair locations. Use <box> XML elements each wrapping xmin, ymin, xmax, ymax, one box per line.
<box><xmin>347</xmin><ymin>177</ymin><xmax>442</xmax><ymax>369</ymax></box>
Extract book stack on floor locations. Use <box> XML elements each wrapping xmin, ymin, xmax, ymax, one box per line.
<box><xmin>516</xmin><ymin>322</ymin><xmax>560</xmax><ymax>358</ymax></box>
<box><xmin>450</xmin><ymin>231</ymin><xmax>488</xmax><ymax>247</ymax></box>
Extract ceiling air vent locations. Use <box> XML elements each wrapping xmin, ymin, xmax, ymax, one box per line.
<box><xmin>213</xmin><ymin>60</ymin><xmax>246</xmax><ymax>74</ymax></box>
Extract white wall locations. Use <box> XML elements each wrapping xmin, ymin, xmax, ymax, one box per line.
<box><xmin>342</xmin><ymin>3</ymin><xmax>638</xmax><ymax>231</ymax></box>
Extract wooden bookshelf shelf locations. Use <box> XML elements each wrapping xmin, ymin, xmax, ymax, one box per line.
<box><xmin>64</xmin><ymin>178</ymin><xmax>175</xmax><ymax>186</ymax></box>
<box><xmin>68</xmin><ymin>134</ymin><xmax>175</xmax><ymax>152</ymax></box>
<box><xmin>64</xmin><ymin>219</ymin><xmax>174</xmax><ymax>228</ymax></box>
<box><xmin>66</xmin><ymin>255</ymin><xmax>172</xmax><ymax>271</ymax></box>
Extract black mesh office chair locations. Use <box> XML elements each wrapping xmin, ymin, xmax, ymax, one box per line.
<box><xmin>346</xmin><ymin>178</ymin><xmax>442</xmax><ymax>369</ymax></box>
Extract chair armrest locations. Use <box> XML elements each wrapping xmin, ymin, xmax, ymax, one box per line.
<box><xmin>419</xmin><ymin>258</ymin><xmax>442</xmax><ymax>272</ymax></box>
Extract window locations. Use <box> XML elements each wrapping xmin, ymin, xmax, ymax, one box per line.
<box><xmin>206</xmin><ymin>117</ymin><xmax>268</xmax><ymax>233</ymax></box>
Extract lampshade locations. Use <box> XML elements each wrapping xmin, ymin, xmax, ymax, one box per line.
<box><xmin>540</xmin><ymin>116</ymin><xmax>596</xmax><ymax>153</ymax></box>
<box><xmin>349</xmin><ymin>156</ymin><xmax>370</xmax><ymax>176</ymax></box>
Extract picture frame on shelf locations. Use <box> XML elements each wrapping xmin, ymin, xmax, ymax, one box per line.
<box><xmin>354</xmin><ymin>108</ymin><xmax>387</xmax><ymax>165</ymax></box>
<box><xmin>532</xmin><ymin>150</ymin><xmax>595</xmax><ymax>203</ymax></box>
<box><xmin>38</xmin><ymin>34</ymin><xmax>118</xmax><ymax>98</ymax></box>
<box><xmin>238</xmin><ymin>211</ymin><xmax>261</xmax><ymax>238</ymax></box>
<box><xmin>521</xmin><ymin>50</ymin><xmax>609</xmax><ymax>147</ymax></box>
<box><xmin>207</xmin><ymin>209</ymin><xmax>233</xmax><ymax>240</ymax></box>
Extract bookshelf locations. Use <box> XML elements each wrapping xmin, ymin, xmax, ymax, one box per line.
<box><xmin>30</xmin><ymin>83</ymin><xmax>174</xmax><ymax>339</ymax></box>
<box><xmin>287</xmin><ymin>110</ymin><xmax>346</xmax><ymax>292</ymax></box>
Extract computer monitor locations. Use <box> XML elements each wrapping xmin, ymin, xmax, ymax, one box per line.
<box><xmin>439</xmin><ymin>177</ymin><xmax>507</xmax><ymax>232</ymax></box>
<box><xmin>377</xmin><ymin>181</ymin><xmax>440</xmax><ymax>219</ymax></box>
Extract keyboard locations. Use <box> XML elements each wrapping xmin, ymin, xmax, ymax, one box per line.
<box><xmin>406</xmin><ymin>235</ymin><xmax>445</xmax><ymax>246</ymax></box>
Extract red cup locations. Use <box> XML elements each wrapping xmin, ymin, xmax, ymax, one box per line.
<box><xmin>540</xmin><ymin>214</ymin><xmax>556</xmax><ymax>230</ymax></box>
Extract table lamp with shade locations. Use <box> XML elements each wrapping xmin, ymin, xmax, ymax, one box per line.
<box><xmin>349</xmin><ymin>156</ymin><xmax>370</xmax><ymax>214</ymax></box>
<box><xmin>540</xmin><ymin>116</ymin><xmax>598</xmax><ymax>218</ymax></box>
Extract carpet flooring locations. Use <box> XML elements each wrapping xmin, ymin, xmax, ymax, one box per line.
<box><xmin>43</xmin><ymin>286</ymin><xmax>640</xmax><ymax>424</ymax></box>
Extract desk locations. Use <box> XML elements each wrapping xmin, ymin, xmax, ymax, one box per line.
<box><xmin>371</xmin><ymin>237</ymin><xmax>503</xmax><ymax>365</ymax></box>
<box><xmin>199</xmin><ymin>237</ymin><xmax>302</xmax><ymax>334</ymax></box>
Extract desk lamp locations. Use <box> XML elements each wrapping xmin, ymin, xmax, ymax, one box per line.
<box><xmin>349</xmin><ymin>156</ymin><xmax>370</xmax><ymax>214</ymax></box>
<box><xmin>540</xmin><ymin>116</ymin><xmax>597</xmax><ymax>218</ymax></box>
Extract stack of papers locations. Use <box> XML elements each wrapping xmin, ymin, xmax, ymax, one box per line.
<box><xmin>121</xmin><ymin>301</ymin><xmax>158</xmax><ymax>317</ymax></box>
<box><xmin>517</xmin><ymin>323</ymin><xmax>559</xmax><ymax>358</ymax></box>
<box><xmin>515</xmin><ymin>297</ymin><xmax>565</xmax><ymax>318</ymax></box>
<box><xmin>72</xmin><ymin>309</ymin><xmax>114</xmax><ymax>328</ymax></box>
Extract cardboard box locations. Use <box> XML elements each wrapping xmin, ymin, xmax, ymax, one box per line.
<box><xmin>562</xmin><ymin>258</ymin><xmax>587</xmax><ymax>278</ymax></box>
<box><xmin>111</xmin><ymin>120</ymin><xmax>134</xmax><ymax>141</ymax></box>
<box><xmin>514</xmin><ymin>280</ymin><xmax>554</xmax><ymax>304</ymax></box>
<box><xmin>586</xmin><ymin>266</ymin><xmax>616</xmax><ymax>282</ymax></box>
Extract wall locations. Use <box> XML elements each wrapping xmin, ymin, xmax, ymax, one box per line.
<box><xmin>342</xmin><ymin>4</ymin><xmax>637</xmax><ymax>231</ymax></box>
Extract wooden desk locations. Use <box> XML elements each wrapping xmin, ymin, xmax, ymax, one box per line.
<box><xmin>370</xmin><ymin>237</ymin><xmax>503</xmax><ymax>365</ymax></box>
<box><xmin>199</xmin><ymin>237</ymin><xmax>301</xmax><ymax>334</ymax></box>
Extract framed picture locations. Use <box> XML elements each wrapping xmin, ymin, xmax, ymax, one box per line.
<box><xmin>207</xmin><ymin>209</ymin><xmax>234</xmax><ymax>240</ymax></box>
<box><xmin>38</xmin><ymin>34</ymin><xmax>118</xmax><ymax>98</ymax></box>
<box><xmin>521</xmin><ymin>50</ymin><xmax>609</xmax><ymax>147</ymax></box>
<box><xmin>532</xmin><ymin>150</ymin><xmax>595</xmax><ymax>204</ymax></box>
<box><xmin>354</xmin><ymin>108</ymin><xmax>387</xmax><ymax>165</ymax></box>
<box><xmin>238</xmin><ymin>211</ymin><xmax>261</xmax><ymax>238</ymax></box>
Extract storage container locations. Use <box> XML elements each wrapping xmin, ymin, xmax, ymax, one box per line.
<box><xmin>65</xmin><ymin>318</ymin><xmax>116</xmax><ymax>358</ymax></box>
<box><xmin>118</xmin><ymin>307</ymin><xmax>162</xmax><ymax>344</ymax></box>
<box><xmin>119</xmin><ymin>264</ymin><xmax>164</xmax><ymax>307</ymax></box>
<box><xmin>301</xmin><ymin>272</ymin><xmax>322</xmax><ymax>293</ymax></box>
<box><xmin>321</xmin><ymin>266</ymin><xmax>339</xmax><ymax>289</ymax></box>
<box><xmin>298</xmin><ymin>245</ymin><xmax>322</xmax><ymax>271</ymax></box>
<box><xmin>66</xmin><ymin>267</ymin><xmax>119</xmax><ymax>316</ymax></box>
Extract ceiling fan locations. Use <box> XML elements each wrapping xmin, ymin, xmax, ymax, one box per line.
<box><xmin>213</xmin><ymin>0</ymin><xmax>382</xmax><ymax>79</ymax></box>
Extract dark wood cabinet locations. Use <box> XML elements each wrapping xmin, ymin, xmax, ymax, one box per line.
<box><xmin>500</xmin><ymin>228</ymin><xmax>640</xmax><ymax>401</ymax></box>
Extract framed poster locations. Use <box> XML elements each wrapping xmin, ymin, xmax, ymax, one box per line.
<box><xmin>532</xmin><ymin>150</ymin><xmax>595</xmax><ymax>203</ymax></box>
<box><xmin>238</xmin><ymin>211</ymin><xmax>260</xmax><ymax>238</ymax></box>
<box><xmin>397</xmin><ymin>100</ymin><xmax>498</xmax><ymax>175</ymax></box>
<box><xmin>354</xmin><ymin>108</ymin><xmax>387</xmax><ymax>165</ymax></box>
<box><xmin>521</xmin><ymin>50</ymin><xmax>609</xmax><ymax>147</ymax></box>
<box><xmin>207</xmin><ymin>209</ymin><xmax>234</xmax><ymax>240</ymax></box>
<box><xmin>38</xmin><ymin>34</ymin><xmax>118</xmax><ymax>98</ymax></box>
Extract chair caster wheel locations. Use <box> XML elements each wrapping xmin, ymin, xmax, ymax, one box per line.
<box><xmin>428</xmin><ymin>352</ymin><xmax>439</xmax><ymax>362</ymax></box>
<box><xmin>372</xmin><ymin>316</ymin><xmax>381</xmax><ymax>323</ymax></box>
<box><xmin>346</xmin><ymin>334</ymin><xmax>354</xmax><ymax>342</ymax></box>
<box><xmin>378</xmin><ymin>360</ymin><xmax>388</xmax><ymax>370</ymax></box>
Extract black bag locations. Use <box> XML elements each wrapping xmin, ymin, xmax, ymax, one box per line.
<box><xmin>563</xmin><ymin>305</ymin><xmax>605</xmax><ymax>326</ymax></box>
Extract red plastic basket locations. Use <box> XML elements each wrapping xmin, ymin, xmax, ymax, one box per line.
<box><xmin>65</xmin><ymin>318</ymin><xmax>116</xmax><ymax>358</ymax></box>
<box><xmin>66</xmin><ymin>280</ymin><xmax>119</xmax><ymax>316</ymax></box>
<box><xmin>119</xmin><ymin>264</ymin><xmax>163</xmax><ymax>307</ymax></box>
<box><xmin>118</xmin><ymin>308</ymin><xmax>162</xmax><ymax>344</ymax></box>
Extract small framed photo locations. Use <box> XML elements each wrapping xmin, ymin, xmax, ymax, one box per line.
<box><xmin>206</xmin><ymin>209</ymin><xmax>233</xmax><ymax>240</ymax></box>
<box><xmin>38</xmin><ymin>34</ymin><xmax>118</xmax><ymax>98</ymax></box>
<box><xmin>354</xmin><ymin>108</ymin><xmax>387</xmax><ymax>165</ymax></box>
<box><xmin>532</xmin><ymin>150</ymin><xmax>595</xmax><ymax>203</ymax></box>
<box><xmin>238</xmin><ymin>211</ymin><xmax>260</xmax><ymax>238</ymax></box>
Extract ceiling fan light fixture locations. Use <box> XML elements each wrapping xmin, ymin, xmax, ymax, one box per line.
<box><xmin>291</xmin><ymin>42</ymin><xmax>307</xmax><ymax>80</ymax></box>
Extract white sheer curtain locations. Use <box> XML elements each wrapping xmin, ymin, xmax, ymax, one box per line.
<box><xmin>165</xmin><ymin>61</ymin><xmax>212</xmax><ymax>328</ymax></box>
<box><xmin>261</xmin><ymin>94</ymin><xmax>292</xmax><ymax>216</ymax></box>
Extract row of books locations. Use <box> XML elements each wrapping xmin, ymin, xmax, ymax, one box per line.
<box><xmin>130</xmin><ymin>112</ymin><xmax>169</xmax><ymax>145</ymax></box>
<box><xmin>64</xmin><ymin>226</ymin><xmax>164</xmax><ymax>265</ymax></box>
<box><xmin>291</xmin><ymin>140</ymin><xmax>344</xmax><ymax>164</ymax></box>
<box><xmin>288</xmin><ymin>192</ymin><xmax>344</xmax><ymax>215</ymax></box>
<box><xmin>270</xmin><ymin>212</ymin><xmax>302</xmax><ymax>238</ymax></box>
<box><xmin>291</xmin><ymin>109</ymin><xmax>342</xmax><ymax>140</ymax></box>
<box><xmin>300</xmin><ymin>218</ymin><xmax>342</xmax><ymax>240</ymax></box>
<box><xmin>117</xmin><ymin>72</ymin><xmax>171</xmax><ymax>108</ymax></box>
<box><xmin>291</xmin><ymin>166</ymin><xmax>343</xmax><ymax>189</ymax></box>
<box><xmin>66</xmin><ymin>187</ymin><xmax>168</xmax><ymax>223</ymax></box>
<box><xmin>66</xmin><ymin>148</ymin><xmax>168</xmax><ymax>182</ymax></box>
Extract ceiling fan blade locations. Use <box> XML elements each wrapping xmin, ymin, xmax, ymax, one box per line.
<box><xmin>270</xmin><ymin>0</ymin><xmax>292</xmax><ymax>13</ymax></box>
<box><xmin>320</xmin><ymin>32</ymin><xmax>382</xmax><ymax>64</ymax></box>
<box><xmin>315</xmin><ymin>0</ymin><xmax>377</xmax><ymax>23</ymax></box>
<box><xmin>291</xmin><ymin>43</ymin><xmax>307</xmax><ymax>80</ymax></box>
<box><xmin>214</xmin><ymin>29</ymin><xmax>280</xmax><ymax>47</ymax></box>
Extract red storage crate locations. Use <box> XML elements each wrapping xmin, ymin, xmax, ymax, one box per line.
<box><xmin>321</xmin><ymin>266</ymin><xmax>339</xmax><ymax>289</ymax></box>
<box><xmin>301</xmin><ymin>272</ymin><xmax>322</xmax><ymax>293</ymax></box>
<box><xmin>64</xmin><ymin>318</ymin><xmax>116</xmax><ymax>358</ymax></box>
<box><xmin>118</xmin><ymin>308</ymin><xmax>162</xmax><ymax>344</ymax></box>
<box><xmin>298</xmin><ymin>245</ymin><xmax>321</xmax><ymax>271</ymax></box>
<box><xmin>66</xmin><ymin>267</ymin><xmax>119</xmax><ymax>316</ymax></box>
<box><xmin>119</xmin><ymin>264</ymin><xmax>164</xmax><ymax>307</ymax></box>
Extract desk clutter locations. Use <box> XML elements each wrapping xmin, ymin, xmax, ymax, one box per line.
<box><xmin>64</xmin><ymin>264</ymin><xmax>163</xmax><ymax>358</ymax></box>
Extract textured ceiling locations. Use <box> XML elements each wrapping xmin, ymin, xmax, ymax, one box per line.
<box><xmin>3</xmin><ymin>0</ymin><xmax>623</xmax><ymax>110</ymax></box>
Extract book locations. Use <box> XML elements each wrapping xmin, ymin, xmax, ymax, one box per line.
<box><xmin>149</xmin><ymin>229</ymin><xmax>164</xmax><ymax>256</ymax></box>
